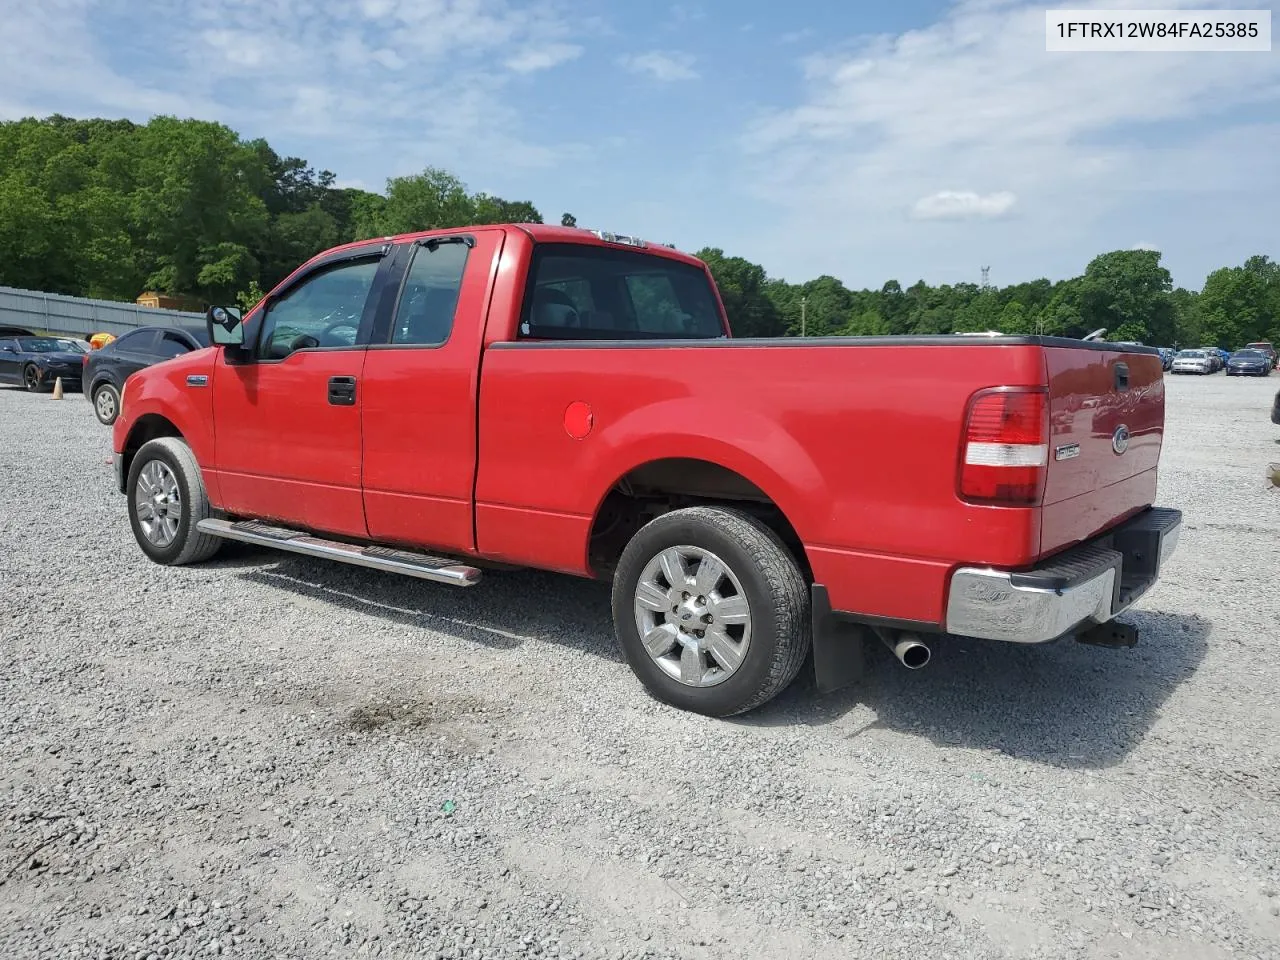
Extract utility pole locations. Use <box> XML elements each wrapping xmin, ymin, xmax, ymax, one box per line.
<box><xmin>801</xmin><ymin>296</ymin><xmax>807</xmax><ymax>337</ymax></box>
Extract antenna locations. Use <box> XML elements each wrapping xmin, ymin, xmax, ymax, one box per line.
<box><xmin>980</xmin><ymin>266</ymin><xmax>990</xmax><ymax>289</ymax></box>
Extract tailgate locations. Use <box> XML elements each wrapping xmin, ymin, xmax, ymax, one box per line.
<box><xmin>1039</xmin><ymin>345</ymin><xmax>1164</xmax><ymax>558</ymax></box>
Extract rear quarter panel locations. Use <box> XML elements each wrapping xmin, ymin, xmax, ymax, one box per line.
<box><xmin>475</xmin><ymin>341</ymin><xmax>1049</xmax><ymax>623</ymax></box>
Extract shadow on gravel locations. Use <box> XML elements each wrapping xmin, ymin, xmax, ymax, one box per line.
<box><xmin>210</xmin><ymin>543</ymin><xmax>1209</xmax><ymax>768</ymax></box>
<box><xmin>739</xmin><ymin>609</ymin><xmax>1211</xmax><ymax>770</ymax></box>
<box><xmin>216</xmin><ymin>544</ymin><xmax>621</xmax><ymax>660</ymax></box>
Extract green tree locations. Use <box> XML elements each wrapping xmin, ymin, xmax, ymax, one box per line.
<box><xmin>560</xmin><ymin>212</ymin><xmax>577</xmax><ymax>227</ymax></box>
<box><xmin>696</xmin><ymin>247</ymin><xmax>784</xmax><ymax>337</ymax></box>
<box><xmin>1077</xmin><ymin>249</ymin><xmax>1175</xmax><ymax>344</ymax></box>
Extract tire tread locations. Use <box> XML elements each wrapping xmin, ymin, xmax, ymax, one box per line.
<box><xmin>613</xmin><ymin>505</ymin><xmax>810</xmax><ymax>717</ymax></box>
<box><xmin>133</xmin><ymin>437</ymin><xmax>222</xmax><ymax>565</ymax></box>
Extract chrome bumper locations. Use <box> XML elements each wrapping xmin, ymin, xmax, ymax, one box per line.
<box><xmin>944</xmin><ymin>507</ymin><xmax>1182</xmax><ymax>644</ymax></box>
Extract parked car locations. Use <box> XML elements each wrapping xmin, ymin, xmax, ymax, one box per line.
<box><xmin>1157</xmin><ymin>347</ymin><xmax>1175</xmax><ymax>371</ymax></box>
<box><xmin>0</xmin><ymin>325</ymin><xmax>37</xmax><ymax>337</ymax></box>
<box><xmin>1171</xmin><ymin>349</ymin><xmax>1214</xmax><ymax>374</ymax></box>
<box><xmin>1272</xmin><ymin>388</ymin><xmax>1280</xmax><ymax>425</ymax></box>
<box><xmin>1245</xmin><ymin>341</ymin><xmax>1277</xmax><ymax>371</ymax></box>
<box><xmin>83</xmin><ymin>324</ymin><xmax>210</xmax><ymax>425</ymax></box>
<box><xmin>1226</xmin><ymin>349</ymin><xmax>1272</xmax><ymax>377</ymax></box>
<box><xmin>0</xmin><ymin>334</ymin><xmax>87</xmax><ymax>392</ymax></box>
<box><xmin>108</xmin><ymin>224</ymin><xmax>1181</xmax><ymax>717</ymax></box>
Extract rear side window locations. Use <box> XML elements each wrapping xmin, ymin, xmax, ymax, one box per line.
<box><xmin>390</xmin><ymin>241</ymin><xmax>470</xmax><ymax>346</ymax></box>
<box><xmin>519</xmin><ymin>244</ymin><xmax>726</xmax><ymax>340</ymax></box>
<box><xmin>113</xmin><ymin>330</ymin><xmax>158</xmax><ymax>352</ymax></box>
<box><xmin>155</xmin><ymin>332</ymin><xmax>195</xmax><ymax>359</ymax></box>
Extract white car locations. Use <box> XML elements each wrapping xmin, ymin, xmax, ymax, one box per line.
<box><xmin>1171</xmin><ymin>349</ymin><xmax>1214</xmax><ymax>374</ymax></box>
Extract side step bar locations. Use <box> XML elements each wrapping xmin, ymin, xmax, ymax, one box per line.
<box><xmin>195</xmin><ymin>519</ymin><xmax>482</xmax><ymax>587</ymax></box>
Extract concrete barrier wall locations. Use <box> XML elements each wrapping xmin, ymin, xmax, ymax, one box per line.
<box><xmin>0</xmin><ymin>285</ymin><xmax>203</xmax><ymax>338</ymax></box>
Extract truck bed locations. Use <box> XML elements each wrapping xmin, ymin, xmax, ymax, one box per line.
<box><xmin>475</xmin><ymin>334</ymin><xmax>1164</xmax><ymax>626</ymax></box>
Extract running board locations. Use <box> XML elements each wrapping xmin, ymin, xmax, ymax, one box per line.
<box><xmin>195</xmin><ymin>519</ymin><xmax>482</xmax><ymax>587</ymax></box>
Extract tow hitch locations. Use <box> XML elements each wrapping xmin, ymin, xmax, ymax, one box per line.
<box><xmin>1075</xmin><ymin>620</ymin><xmax>1138</xmax><ymax>649</ymax></box>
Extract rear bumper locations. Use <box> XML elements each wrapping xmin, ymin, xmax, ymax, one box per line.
<box><xmin>944</xmin><ymin>506</ymin><xmax>1181</xmax><ymax>644</ymax></box>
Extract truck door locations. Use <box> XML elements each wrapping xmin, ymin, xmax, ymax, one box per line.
<box><xmin>212</xmin><ymin>243</ymin><xmax>394</xmax><ymax>538</ymax></box>
<box><xmin>359</xmin><ymin>229</ymin><xmax>505</xmax><ymax>554</ymax></box>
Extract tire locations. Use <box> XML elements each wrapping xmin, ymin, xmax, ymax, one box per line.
<box><xmin>611</xmin><ymin>506</ymin><xmax>810</xmax><ymax>717</ymax></box>
<box><xmin>126</xmin><ymin>437</ymin><xmax>222</xmax><ymax>566</ymax></box>
<box><xmin>92</xmin><ymin>382</ymin><xmax>120</xmax><ymax>425</ymax></box>
<box><xmin>23</xmin><ymin>364</ymin><xmax>46</xmax><ymax>393</ymax></box>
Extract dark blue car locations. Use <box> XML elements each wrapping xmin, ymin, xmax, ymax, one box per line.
<box><xmin>0</xmin><ymin>335</ymin><xmax>88</xmax><ymax>392</ymax></box>
<box><xmin>1226</xmin><ymin>349</ymin><xmax>1272</xmax><ymax>377</ymax></box>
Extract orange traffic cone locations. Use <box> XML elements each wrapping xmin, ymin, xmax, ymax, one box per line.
<box><xmin>52</xmin><ymin>377</ymin><xmax>64</xmax><ymax>400</ymax></box>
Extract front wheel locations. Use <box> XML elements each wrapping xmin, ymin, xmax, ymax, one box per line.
<box><xmin>611</xmin><ymin>506</ymin><xmax>811</xmax><ymax>717</ymax></box>
<box><xmin>92</xmin><ymin>382</ymin><xmax>120</xmax><ymax>425</ymax></box>
<box><xmin>23</xmin><ymin>365</ymin><xmax>46</xmax><ymax>393</ymax></box>
<box><xmin>126</xmin><ymin>437</ymin><xmax>222</xmax><ymax>566</ymax></box>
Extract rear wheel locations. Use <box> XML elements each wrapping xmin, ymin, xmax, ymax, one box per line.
<box><xmin>92</xmin><ymin>382</ymin><xmax>120</xmax><ymax>425</ymax></box>
<box><xmin>126</xmin><ymin>437</ymin><xmax>222</xmax><ymax>566</ymax></box>
<box><xmin>611</xmin><ymin>506</ymin><xmax>810</xmax><ymax>717</ymax></box>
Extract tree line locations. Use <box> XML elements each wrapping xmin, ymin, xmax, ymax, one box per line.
<box><xmin>1</xmin><ymin>115</ymin><xmax>1276</xmax><ymax>349</ymax></box>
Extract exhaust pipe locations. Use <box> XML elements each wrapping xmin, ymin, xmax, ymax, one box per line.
<box><xmin>873</xmin><ymin>627</ymin><xmax>932</xmax><ymax>670</ymax></box>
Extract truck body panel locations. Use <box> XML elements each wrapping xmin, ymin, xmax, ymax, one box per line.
<box><xmin>112</xmin><ymin>223</ymin><xmax>1175</xmax><ymax>643</ymax></box>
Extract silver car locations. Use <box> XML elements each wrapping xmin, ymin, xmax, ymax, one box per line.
<box><xmin>1171</xmin><ymin>349</ymin><xmax>1213</xmax><ymax>374</ymax></box>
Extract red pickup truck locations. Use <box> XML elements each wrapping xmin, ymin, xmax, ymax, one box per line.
<box><xmin>111</xmin><ymin>224</ymin><xmax>1181</xmax><ymax>716</ymax></box>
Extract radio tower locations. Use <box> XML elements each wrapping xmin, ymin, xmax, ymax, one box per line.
<box><xmin>980</xmin><ymin>266</ymin><xmax>990</xmax><ymax>290</ymax></box>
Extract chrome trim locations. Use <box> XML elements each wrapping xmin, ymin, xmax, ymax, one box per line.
<box><xmin>1054</xmin><ymin>443</ymin><xmax>1081</xmax><ymax>461</ymax></box>
<box><xmin>945</xmin><ymin>512</ymin><xmax>1181</xmax><ymax>644</ymax></box>
<box><xmin>194</xmin><ymin>519</ymin><xmax>481</xmax><ymax>586</ymax></box>
<box><xmin>946</xmin><ymin>567</ymin><xmax>1117</xmax><ymax>644</ymax></box>
<box><xmin>186</xmin><ymin>374</ymin><xmax>209</xmax><ymax>387</ymax></box>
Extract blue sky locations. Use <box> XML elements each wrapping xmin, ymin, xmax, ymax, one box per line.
<box><xmin>2</xmin><ymin>0</ymin><xmax>1278</xmax><ymax>291</ymax></box>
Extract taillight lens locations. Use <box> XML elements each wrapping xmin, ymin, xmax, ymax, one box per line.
<box><xmin>959</xmin><ymin>388</ymin><xmax>1048</xmax><ymax>505</ymax></box>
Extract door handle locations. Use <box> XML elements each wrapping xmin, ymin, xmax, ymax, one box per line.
<box><xmin>328</xmin><ymin>375</ymin><xmax>357</xmax><ymax>406</ymax></box>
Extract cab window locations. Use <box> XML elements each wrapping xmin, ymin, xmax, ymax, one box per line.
<box><xmin>519</xmin><ymin>244</ymin><xmax>726</xmax><ymax>340</ymax></box>
<box><xmin>258</xmin><ymin>259</ymin><xmax>379</xmax><ymax>360</ymax></box>
<box><xmin>389</xmin><ymin>241</ymin><xmax>470</xmax><ymax>346</ymax></box>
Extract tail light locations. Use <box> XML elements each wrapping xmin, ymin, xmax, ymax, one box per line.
<box><xmin>958</xmin><ymin>387</ymin><xmax>1048</xmax><ymax>505</ymax></box>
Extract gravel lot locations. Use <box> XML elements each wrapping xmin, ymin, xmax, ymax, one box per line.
<box><xmin>2</xmin><ymin>372</ymin><xmax>1279</xmax><ymax>960</ymax></box>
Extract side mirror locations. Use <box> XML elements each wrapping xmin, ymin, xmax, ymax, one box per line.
<box><xmin>206</xmin><ymin>305</ymin><xmax>245</xmax><ymax>346</ymax></box>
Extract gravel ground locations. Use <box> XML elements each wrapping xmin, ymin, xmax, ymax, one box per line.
<box><xmin>2</xmin><ymin>372</ymin><xmax>1279</xmax><ymax>960</ymax></box>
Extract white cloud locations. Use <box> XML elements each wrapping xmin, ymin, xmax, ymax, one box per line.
<box><xmin>504</xmin><ymin>43</ymin><xmax>583</xmax><ymax>73</ymax></box>
<box><xmin>0</xmin><ymin>0</ymin><xmax>591</xmax><ymax>182</ymax></box>
<box><xmin>735</xmin><ymin>0</ymin><xmax>1280</xmax><ymax>286</ymax></box>
<box><xmin>620</xmin><ymin>51</ymin><xmax>699</xmax><ymax>82</ymax></box>
<box><xmin>911</xmin><ymin>190</ymin><xmax>1016</xmax><ymax>220</ymax></box>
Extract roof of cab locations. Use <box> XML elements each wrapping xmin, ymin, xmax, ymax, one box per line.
<box><xmin>304</xmin><ymin>223</ymin><xmax>707</xmax><ymax>272</ymax></box>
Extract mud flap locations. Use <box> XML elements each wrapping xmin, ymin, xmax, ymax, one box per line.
<box><xmin>810</xmin><ymin>584</ymin><xmax>870</xmax><ymax>694</ymax></box>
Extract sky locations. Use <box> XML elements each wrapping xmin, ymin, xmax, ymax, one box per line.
<box><xmin>1</xmin><ymin>0</ymin><xmax>1278</xmax><ymax>292</ymax></box>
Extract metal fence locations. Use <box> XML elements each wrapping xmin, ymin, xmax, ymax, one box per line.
<box><xmin>0</xmin><ymin>285</ymin><xmax>203</xmax><ymax>338</ymax></box>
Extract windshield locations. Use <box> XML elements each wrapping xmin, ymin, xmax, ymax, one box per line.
<box><xmin>1176</xmin><ymin>350</ymin><xmax>1204</xmax><ymax>358</ymax></box>
<box><xmin>16</xmin><ymin>337</ymin><xmax>84</xmax><ymax>353</ymax></box>
<box><xmin>1232</xmin><ymin>350</ymin><xmax>1264</xmax><ymax>358</ymax></box>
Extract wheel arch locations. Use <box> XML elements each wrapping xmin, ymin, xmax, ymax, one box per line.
<box><xmin>586</xmin><ymin>456</ymin><xmax>811</xmax><ymax>582</ymax></box>
<box><xmin>121</xmin><ymin>414</ymin><xmax>186</xmax><ymax>494</ymax></box>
